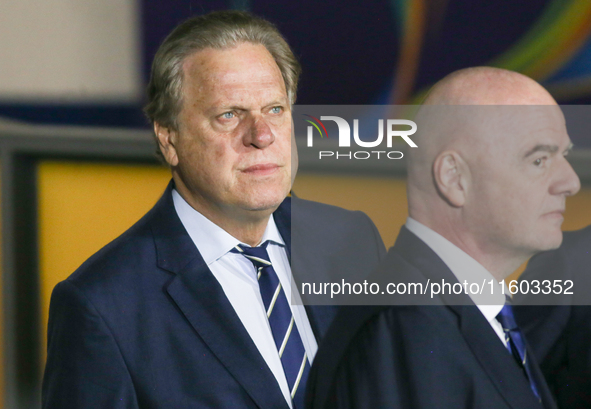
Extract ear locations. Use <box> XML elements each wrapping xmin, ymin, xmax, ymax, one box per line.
<box><xmin>433</xmin><ymin>150</ymin><xmax>468</xmax><ymax>207</ymax></box>
<box><xmin>154</xmin><ymin>122</ymin><xmax>179</xmax><ymax>167</ymax></box>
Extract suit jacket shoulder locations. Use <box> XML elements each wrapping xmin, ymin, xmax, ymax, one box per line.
<box><xmin>307</xmin><ymin>227</ymin><xmax>556</xmax><ymax>409</ymax></box>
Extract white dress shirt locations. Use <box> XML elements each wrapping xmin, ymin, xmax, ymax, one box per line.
<box><xmin>172</xmin><ymin>189</ymin><xmax>317</xmax><ymax>408</ymax></box>
<box><xmin>405</xmin><ymin>217</ymin><xmax>508</xmax><ymax>346</ymax></box>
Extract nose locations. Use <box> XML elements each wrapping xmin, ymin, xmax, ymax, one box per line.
<box><xmin>550</xmin><ymin>156</ymin><xmax>581</xmax><ymax>197</ymax></box>
<box><xmin>243</xmin><ymin>116</ymin><xmax>275</xmax><ymax>149</ymax></box>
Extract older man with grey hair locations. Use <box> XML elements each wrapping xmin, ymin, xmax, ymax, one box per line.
<box><xmin>42</xmin><ymin>10</ymin><xmax>385</xmax><ymax>409</ymax></box>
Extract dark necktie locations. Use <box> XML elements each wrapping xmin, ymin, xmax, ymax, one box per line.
<box><xmin>496</xmin><ymin>298</ymin><xmax>541</xmax><ymax>401</ymax></box>
<box><xmin>232</xmin><ymin>241</ymin><xmax>310</xmax><ymax>409</ymax></box>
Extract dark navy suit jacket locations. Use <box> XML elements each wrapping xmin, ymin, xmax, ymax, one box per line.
<box><xmin>306</xmin><ymin>227</ymin><xmax>557</xmax><ymax>409</ymax></box>
<box><xmin>515</xmin><ymin>226</ymin><xmax>591</xmax><ymax>408</ymax></box>
<box><xmin>42</xmin><ymin>182</ymin><xmax>385</xmax><ymax>408</ymax></box>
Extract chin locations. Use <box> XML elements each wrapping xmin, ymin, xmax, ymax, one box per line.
<box><xmin>536</xmin><ymin>230</ymin><xmax>564</xmax><ymax>252</ymax></box>
<box><xmin>241</xmin><ymin>193</ymin><xmax>286</xmax><ymax>213</ymax></box>
<box><xmin>243</xmin><ymin>183</ymin><xmax>290</xmax><ymax>210</ymax></box>
<box><xmin>246</xmin><ymin>202</ymin><xmax>283</xmax><ymax>213</ymax></box>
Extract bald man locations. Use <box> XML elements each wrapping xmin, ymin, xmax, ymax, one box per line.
<box><xmin>305</xmin><ymin>67</ymin><xmax>580</xmax><ymax>409</ymax></box>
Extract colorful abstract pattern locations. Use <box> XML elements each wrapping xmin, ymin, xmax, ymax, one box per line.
<box><xmin>391</xmin><ymin>0</ymin><xmax>591</xmax><ymax>104</ymax></box>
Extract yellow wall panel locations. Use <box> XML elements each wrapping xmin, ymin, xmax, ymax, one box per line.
<box><xmin>294</xmin><ymin>174</ymin><xmax>591</xmax><ymax>243</ymax></box>
<box><xmin>562</xmin><ymin>187</ymin><xmax>591</xmax><ymax>231</ymax></box>
<box><xmin>37</xmin><ymin>161</ymin><xmax>170</xmax><ymax>363</ymax></box>
<box><xmin>294</xmin><ymin>174</ymin><xmax>591</xmax><ymax>282</ymax></box>
<box><xmin>293</xmin><ymin>173</ymin><xmax>408</xmax><ymax>248</ymax></box>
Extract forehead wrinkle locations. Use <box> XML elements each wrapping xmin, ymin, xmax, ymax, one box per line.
<box><xmin>182</xmin><ymin>44</ymin><xmax>286</xmax><ymax>93</ymax></box>
<box><xmin>183</xmin><ymin>73</ymin><xmax>286</xmax><ymax>118</ymax></box>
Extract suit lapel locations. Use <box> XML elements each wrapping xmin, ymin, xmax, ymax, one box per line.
<box><xmin>274</xmin><ymin>197</ymin><xmax>339</xmax><ymax>341</ymax></box>
<box><xmin>524</xmin><ymin>338</ymin><xmax>559</xmax><ymax>409</ymax></box>
<box><xmin>458</xmin><ymin>305</ymin><xmax>551</xmax><ymax>408</ymax></box>
<box><xmin>273</xmin><ymin>197</ymin><xmax>291</xmax><ymax>261</ymax></box>
<box><xmin>395</xmin><ymin>227</ymin><xmax>554</xmax><ymax>409</ymax></box>
<box><xmin>151</xmin><ymin>183</ymin><xmax>289</xmax><ymax>409</ymax></box>
<box><xmin>166</xmin><ymin>260</ymin><xmax>289</xmax><ymax>409</ymax></box>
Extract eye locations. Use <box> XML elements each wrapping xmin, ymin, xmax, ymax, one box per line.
<box><xmin>270</xmin><ymin>106</ymin><xmax>282</xmax><ymax>114</ymax></box>
<box><xmin>533</xmin><ymin>157</ymin><xmax>547</xmax><ymax>166</ymax></box>
<box><xmin>221</xmin><ymin>111</ymin><xmax>235</xmax><ymax>119</ymax></box>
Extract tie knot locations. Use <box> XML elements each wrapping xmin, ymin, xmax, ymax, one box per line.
<box><xmin>496</xmin><ymin>303</ymin><xmax>519</xmax><ymax>332</ymax></box>
<box><xmin>231</xmin><ymin>241</ymin><xmax>272</xmax><ymax>269</ymax></box>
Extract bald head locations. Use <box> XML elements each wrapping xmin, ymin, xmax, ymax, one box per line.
<box><xmin>407</xmin><ymin>67</ymin><xmax>579</xmax><ymax>280</ymax></box>
<box><xmin>422</xmin><ymin>66</ymin><xmax>557</xmax><ymax>106</ymax></box>
<box><xmin>411</xmin><ymin>68</ymin><xmax>544</xmax><ymax>193</ymax></box>
<box><xmin>409</xmin><ymin>67</ymin><xmax>559</xmax><ymax>196</ymax></box>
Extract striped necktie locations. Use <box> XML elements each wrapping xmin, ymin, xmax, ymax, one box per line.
<box><xmin>496</xmin><ymin>298</ymin><xmax>541</xmax><ymax>402</ymax></box>
<box><xmin>232</xmin><ymin>241</ymin><xmax>309</xmax><ymax>409</ymax></box>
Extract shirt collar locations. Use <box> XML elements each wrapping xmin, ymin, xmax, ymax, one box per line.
<box><xmin>405</xmin><ymin>217</ymin><xmax>505</xmax><ymax>320</ymax></box>
<box><xmin>172</xmin><ymin>189</ymin><xmax>284</xmax><ymax>266</ymax></box>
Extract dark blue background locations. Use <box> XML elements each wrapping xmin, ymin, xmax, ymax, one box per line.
<box><xmin>2</xmin><ymin>0</ymin><xmax>590</xmax><ymax>149</ymax></box>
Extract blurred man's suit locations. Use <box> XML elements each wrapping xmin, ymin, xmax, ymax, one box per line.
<box><xmin>515</xmin><ymin>225</ymin><xmax>591</xmax><ymax>408</ymax></box>
<box><xmin>42</xmin><ymin>182</ymin><xmax>386</xmax><ymax>408</ymax></box>
<box><xmin>306</xmin><ymin>226</ymin><xmax>557</xmax><ymax>409</ymax></box>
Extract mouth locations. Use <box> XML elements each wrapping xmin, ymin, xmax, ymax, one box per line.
<box><xmin>543</xmin><ymin>209</ymin><xmax>565</xmax><ymax>220</ymax></box>
<box><xmin>241</xmin><ymin>163</ymin><xmax>281</xmax><ymax>176</ymax></box>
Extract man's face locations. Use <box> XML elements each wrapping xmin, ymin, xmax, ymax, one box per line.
<box><xmin>465</xmin><ymin>105</ymin><xmax>580</xmax><ymax>257</ymax></box>
<box><xmin>163</xmin><ymin>42</ymin><xmax>293</xmax><ymax>222</ymax></box>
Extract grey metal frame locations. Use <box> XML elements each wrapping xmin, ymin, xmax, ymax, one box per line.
<box><xmin>0</xmin><ymin>119</ymin><xmax>158</xmax><ymax>409</ymax></box>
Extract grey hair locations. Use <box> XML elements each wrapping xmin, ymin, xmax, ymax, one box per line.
<box><xmin>144</xmin><ymin>10</ymin><xmax>301</xmax><ymax>138</ymax></box>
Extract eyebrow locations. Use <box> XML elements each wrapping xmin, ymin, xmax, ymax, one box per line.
<box><xmin>523</xmin><ymin>144</ymin><xmax>560</xmax><ymax>158</ymax></box>
<box><xmin>207</xmin><ymin>97</ymin><xmax>289</xmax><ymax>114</ymax></box>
